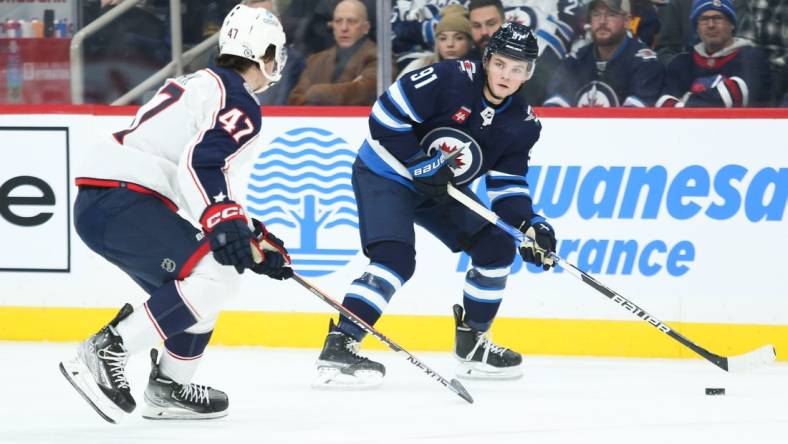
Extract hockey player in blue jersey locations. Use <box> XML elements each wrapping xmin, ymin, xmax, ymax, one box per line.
<box><xmin>59</xmin><ymin>5</ymin><xmax>293</xmax><ymax>423</ymax></box>
<box><xmin>313</xmin><ymin>22</ymin><xmax>557</xmax><ymax>387</ymax></box>
<box><xmin>543</xmin><ymin>0</ymin><xmax>664</xmax><ymax>107</ymax></box>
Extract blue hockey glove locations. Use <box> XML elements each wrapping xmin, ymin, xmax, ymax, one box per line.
<box><xmin>251</xmin><ymin>218</ymin><xmax>293</xmax><ymax>280</ymax></box>
<box><xmin>518</xmin><ymin>216</ymin><xmax>556</xmax><ymax>270</ymax></box>
<box><xmin>405</xmin><ymin>149</ymin><xmax>455</xmax><ymax>200</ymax></box>
<box><xmin>200</xmin><ymin>201</ymin><xmax>256</xmax><ymax>274</ymax></box>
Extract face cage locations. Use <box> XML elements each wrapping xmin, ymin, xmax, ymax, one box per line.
<box><xmin>255</xmin><ymin>45</ymin><xmax>288</xmax><ymax>93</ymax></box>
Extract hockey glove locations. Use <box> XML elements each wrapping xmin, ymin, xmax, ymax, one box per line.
<box><xmin>518</xmin><ymin>216</ymin><xmax>556</xmax><ymax>270</ymax></box>
<box><xmin>250</xmin><ymin>218</ymin><xmax>293</xmax><ymax>280</ymax></box>
<box><xmin>405</xmin><ymin>149</ymin><xmax>455</xmax><ymax>200</ymax></box>
<box><xmin>200</xmin><ymin>201</ymin><xmax>256</xmax><ymax>274</ymax></box>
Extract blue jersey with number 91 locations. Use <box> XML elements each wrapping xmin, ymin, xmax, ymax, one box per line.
<box><xmin>358</xmin><ymin>59</ymin><xmax>543</xmax><ymax>226</ymax></box>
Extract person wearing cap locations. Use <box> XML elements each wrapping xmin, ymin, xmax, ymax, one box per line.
<box><xmin>657</xmin><ymin>0</ymin><xmax>771</xmax><ymax>107</ymax></box>
<box><xmin>287</xmin><ymin>0</ymin><xmax>378</xmax><ymax>105</ymax></box>
<box><xmin>397</xmin><ymin>5</ymin><xmax>474</xmax><ymax>79</ymax></box>
<box><xmin>543</xmin><ymin>0</ymin><xmax>664</xmax><ymax>107</ymax></box>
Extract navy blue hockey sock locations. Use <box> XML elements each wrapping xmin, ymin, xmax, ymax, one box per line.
<box><xmin>462</xmin><ymin>265</ymin><xmax>509</xmax><ymax>331</ymax></box>
<box><xmin>337</xmin><ymin>263</ymin><xmax>404</xmax><ymax>341</ymax></box>
<box><xmin>164</xmin><ymin>329</ymin><xmax>213</xmax><ymax>360</ymax></box>
<box><xmin>337</xmin><ymin>241</ymin><xmax>414</xmax><ymax>340</ymax></box>
<box><xmin>144</xmin><ymin>281</ymin><xmax>199</xmax><ymax>339</ymax></box>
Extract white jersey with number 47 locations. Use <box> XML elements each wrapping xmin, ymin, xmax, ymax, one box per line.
<box><xmin>76</xmin><ymin>66</ymin><xmax>262</xmax><ymax>222</ymax></box>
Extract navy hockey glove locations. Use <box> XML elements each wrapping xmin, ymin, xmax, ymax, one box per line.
<box><xmin>250</xmin><ymin>218</ymin><xmax>293</xmax><ymax>280</ymax></box>
<box><xmin>200</xmin><ymin>202</ymin><xmax>256</xmax><ymax>274</ymax></box>
<box><xmin>405</xmin><ymin>150</ymin><xmax>455</xmax><ymax>200</ymax></box>
<box><xmin>518</xmin><ymin>216</ymin><xmax>556</xmax><ymax>270</ymax></box>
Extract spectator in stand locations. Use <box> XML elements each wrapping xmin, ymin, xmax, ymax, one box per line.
<box><xmin>287</xmin><ymin>0</ymin><xmax>377</xmax><ymax>105</ymax></box>
<box><xmin>738</xmin><ymin>0</ymin><xmax>788</xmax><ymax>105</ymax></box>
<box><xmin>246</xmin><ymin>0</ymin><xmax>307</xmax><ymax>105</ymax></box>
<box><xmin>544</xmin><ymin>0</ymin><xmax>664</xmax><ymax>107</ymax></box>
<box><xmin>283</xmin><ymin>0</ymin><xmax>376</xmax><ymax>58</ymax></box>
<box><xmin>657</xmin><ymin>0</ymin><xmax>771</xmax><ymax>107</ymax></box>
<box><xmin>654</xmin><ymin>0</ymin><xmax>749</xmax><ymax>65</ymax></box>
<box><xmin>397</xmin><ymin>5</ymin><xmax>474</xmax><ymax>79</ymax></box>
<box><xmin>469</xmin><ymin>0</ymin><xmax>505</xmax><ymax>55</ymax></box>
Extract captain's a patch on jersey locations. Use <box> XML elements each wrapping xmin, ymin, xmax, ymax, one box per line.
<box><xmin>458</xmin><ymin>60</ymin><xmax>476</xmax><ymax>81</ymax></box>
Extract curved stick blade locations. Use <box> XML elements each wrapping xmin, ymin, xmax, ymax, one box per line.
<box><xmin>727</xmin><ymin>345</ymin><xmax>777</xmax><ymax>372</ymax></box>
<box><xmin>450</xmin><ymin>378</ymin><xmax>474</xmax><ymax>404</ymax></box>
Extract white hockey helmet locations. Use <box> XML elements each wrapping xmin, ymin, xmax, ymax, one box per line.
<box><xmin>219</xmin><ymin>4</ymin><xmax>287</xmax><ymax>92</ymax></box>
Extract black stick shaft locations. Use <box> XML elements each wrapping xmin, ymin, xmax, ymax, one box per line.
<box><xmin>444</xmin><ymin>185</ymin><xmax>732</xmax><ymax>371</ymax></box>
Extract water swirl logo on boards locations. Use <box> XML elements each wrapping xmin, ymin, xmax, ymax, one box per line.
<box><xmin>246</xmin><ymin>127</ymin><xmax>359</xmax><ymax>277</ymax></box>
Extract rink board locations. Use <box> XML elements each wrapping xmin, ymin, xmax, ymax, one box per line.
<box><xmin>0</xmin><ymin>106</ymin><xmax>786</xmax><ymax>361</ymax></box>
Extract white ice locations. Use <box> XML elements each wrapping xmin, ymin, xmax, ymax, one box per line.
<box><xmin>1</xmin><ymin>341</ymin><xmax>786</xmax><ymax>444</ymax></box>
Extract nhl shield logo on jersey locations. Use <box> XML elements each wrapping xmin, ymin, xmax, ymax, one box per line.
<box><xmin>575</xmin><ymin>81</ymin><xmax>620</xmax><ymax>107</ymax></box>
<box><xmin>246</xmin><ymin>127</ymin><xmax>359</xmax><ymax>277</ymax></box>
<box><xmin>419</xmin><ymin>127</ymin><xmax>483</xmax><ymax>185</ymax></box>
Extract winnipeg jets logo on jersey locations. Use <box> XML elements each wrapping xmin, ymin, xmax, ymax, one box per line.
<box><xmin>505</xmin><ymin>5</ymin><xmax>539</xmax><ymax>28</ymax></box>
<box><xmin>419</xmin><ymin>127</ymin><xmax>482</xmax><ymax>185</ymax></box>
<box><xmin>575</xmin><ymin>81</ymin><xmax>620</xmax><ymax>107</ymax></box>
<box><xmin>458</xmin><ymin>60</ymin><xmax>476</xmax><ymax>81</ymax></box>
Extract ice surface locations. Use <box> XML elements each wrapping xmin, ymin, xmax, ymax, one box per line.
<box><xmin>1</xmin><ymin>341</ymin><xmax>786</xmax><ymax>444</ymax></box>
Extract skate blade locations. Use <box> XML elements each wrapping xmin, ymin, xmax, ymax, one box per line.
<box><xmin>142</xmin><ymin>406</ymin><xmax>228</xmax><ymax>420</ymax></box>
<box><xmin>455</xmin><ymin>360</ymin><xmax>523</xmax><ymax>380</ymax></box>
<box><xmin>311</xmin><ymin>366</ymin><xmax>383</xmax><ymax>390</ymax></box>
<box><xmin>59</xmin><ymin>358</ymin><xmax>126</xmax><ymax>424</ymax></box>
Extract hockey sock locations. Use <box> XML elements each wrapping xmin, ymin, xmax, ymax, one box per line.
<box><xmin>337</xmin><ymin>262</ymin><xmax>405</xmax><ymax>341</ymax></box>
<box><xmin>159</xmin><ymin>328</ymin><xmax>214</xmax><ymax>385</ymax></box>
<box><xmin>115</xmin><ymin>304</ymin><xmax>165</xmax><ymax>354</ymax></box>
<box><xmin>337</xmin><ymin>241</ymin><xmax>413</xmax><ymax>340</ymax></box>
<box><xmin>462</xmin><ymin>265</ymin><xmax>509</xmax><ymax>331</ymax></box>
<box><xmin>143</xmin><ymin>280</ymin><xmax>200</xmax><ymax>339</ymax></box>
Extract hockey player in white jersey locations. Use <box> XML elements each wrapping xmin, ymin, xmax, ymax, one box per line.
<box><xmin>59</xmin><ymin>4</ymin><xmax>292</xmax><ymax>424</ymax></box>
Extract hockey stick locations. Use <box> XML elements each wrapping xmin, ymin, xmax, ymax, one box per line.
<box><xmin>251</xmin><ymin>243</ymin><xmax>473</xmax><ymax>403</ymax></box>
<box><xmin>446</xmin><ymin>184</ymin><xmax>777</xmax><ymax>372</ymax></box>
<box><xmin>290</xmin><ymin>273</ymin><xmax>474</xmax><ymax>404</ymax></box>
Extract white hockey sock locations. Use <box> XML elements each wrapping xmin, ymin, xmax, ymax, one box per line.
<box><xmin>159</xmin><ymin>350</ymin><xmax>202</xmax><ymax>385</ymax></box>
<box><xmin>115</xmin><ymin>305</ymin><xmax>163</xmax><ymax>354</ymax></box>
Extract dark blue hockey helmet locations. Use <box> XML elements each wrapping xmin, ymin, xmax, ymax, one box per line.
<box><xmin>484</xmin><ymin>23</ymin><xmax>538</xmax><ymax>62</ymax></box>
<box><xmin>483</xmin><ymin>23</ymin><xmax>538</xmax><ymax>78</ymax></box>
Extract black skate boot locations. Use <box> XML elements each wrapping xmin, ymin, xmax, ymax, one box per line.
<box><xmin>59</xmin><ymin>303</ymin><xmax>136</xmax><ymax>424</ymax></box>
<box><xmin>453</xmin><ymin>304</ymin><xmax>523</xmax><ymax>380</ymax></box>
<box><xmin>142</xmin><ymin>348</ymin><xmax>229</xmax><ymax>420</ymax></box>
<box><xmin>313</xmin><ymin>319</ymin><xmax>385</xmax><ymax>388</ymax></box>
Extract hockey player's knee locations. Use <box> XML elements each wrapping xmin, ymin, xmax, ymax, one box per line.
<box><xmin>468</xmin><ymin>225</ymin><xmax>516</xmax><ymax>268</ymax></box>
<box><xmin>176</xmin><ymin>257</ymin><xmax>240</xmax><ymax>322</ymax></box>
<box><xmin>366</xmin><ymin>241</ymin><xmax>416</xmax><ymax>283</ymax></box>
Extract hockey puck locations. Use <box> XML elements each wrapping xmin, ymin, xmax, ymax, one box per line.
<box><xmin>705</xmin><ymin>388</ymin><xmax>725</xmax><ymax>395</ymax></box>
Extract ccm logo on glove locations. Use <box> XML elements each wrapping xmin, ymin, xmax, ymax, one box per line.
<box><xmin>201</xmin><ymin>204</ymin><xmax>246</xmax><ymax>231</ymax></box>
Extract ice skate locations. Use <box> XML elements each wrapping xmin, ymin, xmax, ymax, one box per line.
<box><xmin>453</xmin><ymin>304</ymin><xmax>523</xmax><ymax>380</ymax></box>
<box><xmin>313</xmin><ymin>319</ymin><xmax>385</xmax><ymax>389</ymax></box>
<box><xmin>59</xmin><ymin>303</ymin><xmax>136</xmax><ymax>424</ymax></box>
<box><xmin>142</xmin><ymin>348</ymin><xmax>229</xmax><ymax>420</ymax></box>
